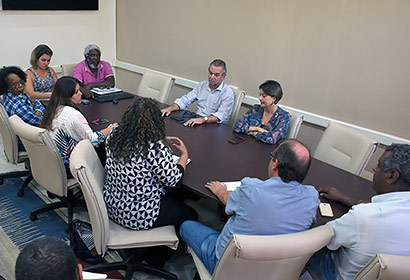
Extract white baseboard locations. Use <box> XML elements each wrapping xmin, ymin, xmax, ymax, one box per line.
<box><xmin>112</xmin><ymin>60</ymin><xmax>410</xmax><ymax>146</ymax></box>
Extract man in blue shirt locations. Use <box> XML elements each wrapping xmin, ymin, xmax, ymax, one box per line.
<box><xmin>161</xmin><ymin>59</ymin><xmax>234</xmax><ymax>126</ymax></box>
<box><xmin>180</xmin><ymin>139</ymin><xmax>320</xmax><ymax>274</ymax></box>
<box><xmin>0</xmin><ymin>66</ymin><xmax>45</xmax><ymax>150</ymax></box>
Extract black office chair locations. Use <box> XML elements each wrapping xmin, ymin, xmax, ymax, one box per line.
<box><xmin>0</xmin><ymin>104</ymin><xmax>32</xmax><ymax>196</ymax></box>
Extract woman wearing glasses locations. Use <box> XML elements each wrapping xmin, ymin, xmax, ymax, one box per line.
<box><xmin>40</xmin><ymin>76</ymin><xmax>115</xmax><ymax>177</ymax></box>
<box><xmin>24</xmin><ymin>44</ymin><xmax>58</xmax><ymax>100</ymax></box>
<box><xmin>0</xmin><ymin>66</ymin><xmax>45</xmax><ymax>150</ymax></box>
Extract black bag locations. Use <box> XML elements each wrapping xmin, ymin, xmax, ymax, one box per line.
<box><xmin>69</xmin><ymin>219</ymin><xmax>104</xmax><ymax>264</ymax></box>
<box><xmin>169</xmin><ymin>110</ymin><xmax>200</xmax><ymax>123</ymax></box>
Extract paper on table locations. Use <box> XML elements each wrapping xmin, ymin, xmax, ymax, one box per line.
<box><xmin>82</xmin><ymin>271</ymin><xmax>108</xmax><ymax>279</ymax></box>
<box><xmin>222</xmin><ymin>181</ymin><xmax>241</xmax><ymax>191</ymax></box>
<box><xmin>90</xmin><ymin>87</ymin><xmax>123</xmax><ymax>95</ymax></box>
<box><xmin>172</xmin><ymin>155</ymin><xmax>192</xmax><ymax>165</ymax></box>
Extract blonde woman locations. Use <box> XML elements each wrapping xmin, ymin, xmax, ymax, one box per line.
<box><xmin>25</xmin><ymin>44</ymin><xmax>58</xmax><ymax>100</ymax></box>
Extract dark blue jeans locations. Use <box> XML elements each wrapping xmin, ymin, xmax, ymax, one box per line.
<box><xmin>307</xmin><ymin>247</ymin><xmax>337</xmax><ymax>280</ymax></box>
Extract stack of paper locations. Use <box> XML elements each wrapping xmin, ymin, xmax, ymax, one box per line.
<box><xmin>82</xmin><ymin>271</ymin><xmax>107</xmax><ymax>279</ymax></box>
<box><xmin>172</xmin><ymin>155</ymin><xmax>192</xmax><ymax>165</ymax></box>
<box><xmin>90</xmin><ymin>87</ymin><xmax>123</xmax><ymax>95</ymax></box>
<box><xmin>222</xmin><ymin>181</ymin><xmax>241</xmax><ymax>191</ymax></box>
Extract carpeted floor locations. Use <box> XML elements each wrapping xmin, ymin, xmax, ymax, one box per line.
<box><xmin>0</xmin><ymin>178</ymin><xmax>69</xmax><ymax>246</ymax></box>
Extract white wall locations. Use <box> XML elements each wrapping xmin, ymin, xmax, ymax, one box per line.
<box><xmin>0</xmin><ymin>1</ymin><xmax>115</xmax><ymax>70</ymax></box>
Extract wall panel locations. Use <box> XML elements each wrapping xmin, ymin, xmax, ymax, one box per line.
<box><xmin>116</xmin><ymin>0</ymin><xmax>410</xmax><ymax>139</ymax></box>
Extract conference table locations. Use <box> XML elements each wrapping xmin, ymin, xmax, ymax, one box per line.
<box><xmin>79</xmin><ymin>95</ymin><xmax>376</xmax><ymax>226</ymax></box>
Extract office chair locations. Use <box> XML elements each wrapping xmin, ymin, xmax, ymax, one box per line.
<box><xmin>8</xmin><ymin>115</ymin><xmax>80</xmax><ymax>225</ymax></box>
<box><xmin>189</xmin><ymin>224</ymin><xmax>334</xmax><ymax>280</ymax></box>
<box><xmin>70</xmin><ymin>139</ymin><xmax>179</xmax><ymax>280</ymax></box>
<box><xmin>287</xmin><ymin>113</ymin><xmax>304</xmax><ymax>139</ymax></box>
<box><xmin>313</xmin><ymin>122</ymin><xmax>378</xmax><ymax>176</ymax></box>
<box><xmin>61</xmin><ymin>63</ymin><xmax>77</xmax><ymax>76</ymax></box>
<box><xmin>353</xmin><ymin>254</ymin><xmax>410</xmax><ymax>280</ymax></box>
<box><xmin>0</xmin><ymin>104</ymin><xmax>33</xmax><ymax>195</ymax></box>
<box><xmin>228</xmin><ymin>88</ymin><xmax>246</xmax><ymax>126</ymax></box>
<box><xmin>136</xmin><ymin>70</ymin><xmax>175</xmax><ymax>103</ymax></box>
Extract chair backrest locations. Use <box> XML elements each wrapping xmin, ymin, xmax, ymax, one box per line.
<box><xmin>228</xmin><ymin>88</ymin><xmax>246</xmax><ymax>126</ymax></box>
<box><xmin>61</xmin><ymin>63</ymin><xmax>77</xmax><ymax>76</ymax></box>
<box><xmin>0</xmin><ymin>104</ymin><xmax>20</xmax><ymax>164</ymax></box>
<box><xmin>69</xmin><ymin>139</ymin><xmax>110</xmax><ymax>255</ymax></box>
<box><xmin>213</xmin><ymin>224</ymin><xmax>334</xmax><ymax>280</ymax></box>
<box><xmin>8</xmin><ymin>115</ymin><xmax>67</xmax><ymax>197</ymax></box>
<box><xmin>287</xmin><ymin>113</ymin><xmax>304</xmax><ymax>139</ymax></box>
<box><xmin>136</xmin><ymin>70</ymin><xmax>175</xmax><ymax>103</ymax></box>
<box><xmin>313</xmin><ymin>122</ymin><xmax>377</xmax><ymax>175</ymax></box>
<box><xmin>354</xmin><ymin>254</ymin><xmax>410</xmax><ymax>280</ymax></box>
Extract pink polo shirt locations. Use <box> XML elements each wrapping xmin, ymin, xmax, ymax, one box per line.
<box><xmin>72</xmin><ymin>60</ymin><xmax>114</xmax><ymax>86</ymax></box>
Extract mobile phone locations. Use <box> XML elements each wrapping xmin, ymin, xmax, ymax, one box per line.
<box><xmin>92</xmin><ymin>119</ymin><xmax>109</xmax><ymax>125</ymax></box>
<box><xmin>228</xmin><ymin>136</ymin><xmax>245</xmax><ymax>144</ymax></box>
<box><xmin>81</xmin><ymin>99</ymin><xmax>91</xmax><ymax>105</ymax></box>
<box><xmin>319</xmin><ymin>203</ymin><xmax>334</xmax><ymax>217</ymax></box>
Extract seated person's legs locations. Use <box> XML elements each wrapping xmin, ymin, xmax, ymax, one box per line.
<box><xmin>64</xmin><ymin>163</ymin><xmax>74</xmax><ymax>179</ymax></box>
<box><xmin>306</xmin><ymin>247</ymin><xmax>337</xmax><ymax>280</ymax></box>
<box><xmin>151</xmin><ymin>195</ymin><xmax>198</xmax><ymax>232</ymax></box>
<box><xmin>144</xmin><ymin>195</ymin><xmax>198</xmax><ymax>267</ymax></box>
<box><xmin>180</xmin><ymin>220</ymin><xmax>220</xmax><ymax>274</ymax></box>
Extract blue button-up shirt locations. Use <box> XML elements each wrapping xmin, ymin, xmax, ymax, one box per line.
<box><xmin>216</xmin><ymin>176</ymin><xmax>320</xmax><ymax>258</ymax></box>
<box><xmin>174</xmin><ymin>80</ymin><xmax>234</xmax><ymax>123</ymax></box>
<box><xmin>1</xmin><ymin>92</ymin><xmax>44</xmax><ymax>126</ymax></box>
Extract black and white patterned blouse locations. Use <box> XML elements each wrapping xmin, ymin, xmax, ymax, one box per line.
<box><xmin>103</xmin><ymin>139</ymin><xmax>184</xmax><ymax>230</ymax></box>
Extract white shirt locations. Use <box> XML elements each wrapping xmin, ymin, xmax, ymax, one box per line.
<box><xmin>49</xmin><ymin>106</ymin><xmax>105</xmax><ymax>164</ymax></box>
<box><xmin>328</xmin><ymin>191</ymin><xmax>410</xmax><ymax>280</ymax></box>
<box><xmin>174</xmin><ymin>80</ymin><xmax>234</xmax><ymax>123</ymax></box>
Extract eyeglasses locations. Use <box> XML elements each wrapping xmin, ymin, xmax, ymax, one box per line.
<box><xmin>270</xmin><ymin>151</ymin><xmax>275</xmax><ymax>159</ymax></box>
<box><xmin>10</xmin><ymin>80</ymin><xmax>26</xmax><ymax>89</ymax></box>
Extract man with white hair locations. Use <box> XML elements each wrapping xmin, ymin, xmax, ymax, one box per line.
<box><xmin>73</xmin><ymin>44</ymin><xmax>115</xmax><ymax>97</ymax></box>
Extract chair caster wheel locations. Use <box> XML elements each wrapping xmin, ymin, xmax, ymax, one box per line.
<box><xmin>29</xmin><ymin>213</ymin><xmax>37</xmax><ymax>221</ymax></box>
<box><xmin>47</xmin><ymin>191</ymin><xmax>56</xmax><ymax>199</ymax></box>
<box><xmin>17</xmin><ymin>189</ymin><xmax>24</xmax><ymax>197</ymax></box>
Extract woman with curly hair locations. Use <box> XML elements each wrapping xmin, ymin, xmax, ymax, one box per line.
<box><xmin>40</xmin><ymin>76</ymin><xmax>115</xmax><ymax>177</ymax></box>
<box><xmin>0</xmin><ymin>66</ymin><xmax>45</xmax><ymax>150</ymax></box>
<box><xmin>103</xmin><ymin>98</ymin><xmax>198</xmax><ymax>235</ymax></box>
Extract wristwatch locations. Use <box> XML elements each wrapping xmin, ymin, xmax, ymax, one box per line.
<box><xmin>203</xmin><ymin>116</ymin><xmax>209</xmax><ymax>123</ymax></box>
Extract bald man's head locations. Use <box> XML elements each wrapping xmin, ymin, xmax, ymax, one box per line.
<box><xmin>269</xmin><ymin>139</ymin><xmax>311</xmax><ymax>183</ymax></box>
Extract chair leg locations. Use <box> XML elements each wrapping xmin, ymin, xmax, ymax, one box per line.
<box><xmin>66</xmin><ymin>190</ymin><xmax>74</xmax><ymax>230</ymax></box>
<box><xmin>133</xmin><ymin>262</ymin><xmax>177</xmax><ymax>280</ymax></box>
<box><xmin>84</xmin><ymin>255</ymin><xmax>133</xmax><ymax>274</ymax></box>
<box><xmin>0</xmin><ymin>170</ymin><xmax>30</xmax><ymax>185</ymax></box>
<box><xmin>17</xmin><ymin>172</ymin><xmax>33</xmax><ymax>197</ymax></box>
<box><xmin>84</xmin><ymin>249</ymin><xmax>178</xmax><ymax>280</ymax></box>
<box><xmin>30</xmin><ymin>201</ymin><xmax>66</xmax><ymax>221</ymax></box>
